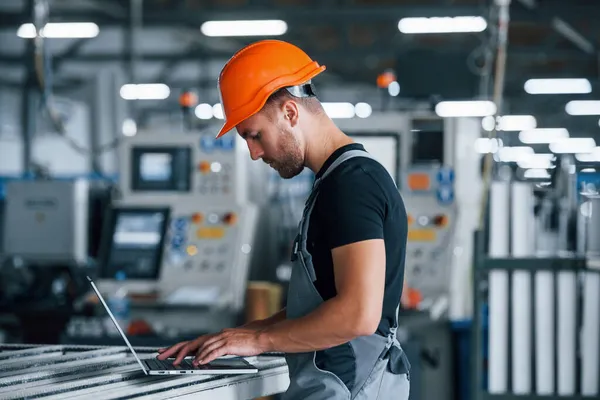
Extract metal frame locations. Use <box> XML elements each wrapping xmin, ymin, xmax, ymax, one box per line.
<box><xmin>471</xmin><ymin>231</ymin><xmax>599</xmax><ymax>400</ymax></box>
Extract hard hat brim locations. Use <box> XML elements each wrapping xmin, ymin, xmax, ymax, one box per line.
<box><xmin>215</xmin><ymin>62</ymin><xmax>326</xmax><ymax>139</ymax></box>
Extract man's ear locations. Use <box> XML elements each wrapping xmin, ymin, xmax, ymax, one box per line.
<box><xmin>282</xmin><ymin>100</ymin><xmax>299</xmax><ymax>127</ymax></box>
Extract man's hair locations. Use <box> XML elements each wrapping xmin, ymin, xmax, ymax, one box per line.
<box><xmin>263</xmin><ymin>87</ymin><xmax>324</xmax><ymax>118</ymax></box>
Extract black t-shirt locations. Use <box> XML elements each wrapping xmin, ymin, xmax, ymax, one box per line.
<box><xmin>307</xmin><ymin>143</ymin><xmax>408</xmax><ymax>390</ymax></box>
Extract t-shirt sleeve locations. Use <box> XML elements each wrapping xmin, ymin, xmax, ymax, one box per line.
<box><xmin>317</xmin><ymin>167</ymin><xmax>387</xmax><ymax>250</ymax></box>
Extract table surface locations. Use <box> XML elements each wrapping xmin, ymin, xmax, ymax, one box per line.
<box><xmin>0</xmin><ymin>343</ymin><xmax>289</xmax><ymax>400</ymax></box>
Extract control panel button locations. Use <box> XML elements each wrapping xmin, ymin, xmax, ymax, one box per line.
<box><xmin>186</xmin><ymin>245</ymin><xmax>198</xmax><ymax>256</ymax></box>
<box><xmin>191</xmin><ymin>213</ymin><xmax>203</xmax><ymax>224</ymax></box>
<box><xmin>223</xmin><ymin>212</ymin><xmax>237</xmax><ymax>225</ymax></box>
<box><xmin>207</xmin><ymin>213</ymin><xmax>219</xmax><ymax>224</ymax></box>
<box><xmin>197</xmin><ymin>227</ymin><xmax>225</xmax><ymax>239</ymax></box>
<box><xmin>433</xmin><ymin>214</ymin><xmax>448</xmax><ymax>227</ymax></box>
<box><xmin>199</xmin><ymin>161</ymin><xmax>211</xmax><ymax>174</ymax></box>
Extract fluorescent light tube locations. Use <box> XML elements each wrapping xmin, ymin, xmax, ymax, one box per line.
<box><xmin>497</xmin><ymin>146</ymin><xmax>534</xmax><ymax>162</ymax></box>
<box><xmin>17</xmin><ymin>22</ymin><xmax>99</xmax><ymax>38</ymax></box>
<box><xmin>549</xmin><ymin>138</ymin><xmax>596</xmax><ymax>154</ymax></box>
<box><xmin>322</xmin><ymin>102</ymin><xmax>355</xmax><ymax>119</ymax></box>
<box><xmin>519</xmin><ymin>128</ymin><xmax>569</xmax><ymax>144</ymax></box>
<box><xmin>524</xmin><ymin>78</ymin><xmax>591</xmax><ymax>94</ymax></box>
<box><xmin>213</xmin><ymin>104</ymin><xmax>224</xmax><ymax>119</ymax></box>
<box><xmin>500</xmin><ymin>115</ymin><xmax>536</xmax><ymax>131</ymax></box>
<box><xmin>195</xmin><ymin>103</ymin><xmax>213</xmax><ymax>120</ymax></box>
<box><xmin>482</xmin><ymin>115</ymin><xmax>537</xmax><ymax>131</ymax></box>
<box><xmin>565</xmin><ymin>100</ymin><xmax>600</xmax><ymax>116</ymax></box>
<box><xmin>517</xmin><ymin>153</ymin><xmax>555</xmax><ymax>169</ymax></box>
<box><xmin>120</xmin><ymin>84</ymin><xmax>170</xmax><ymax>100</ymax></box>
<box><xmin>354</xmin><ymin>103</ymin><xmax>372</xmax><ymax>118</ymax></box>
<box><xmin>398</xmin><ymin>16</ymin><xmax>487</xmax><ymax>34</ymax></box>
<box><xmin>388</xmin><ymin>81</ymin><xmax>400</xmax><ymax>96</ymax></box>
<box><xmin>524</xmin><ymin>169</ymin><xmax>551</xmax><ymax>179</ymax></box>
<box><xmin>201</xmin><ymin>20</ymin><xmax>287</xmax><ymax>37</ymax></box>
<box><xmin>575</xmin><ymin>147</ymin><xmax>600</xmax><ymax>162</ymax></box>
<box><xmin>474</xmin><ymin>138</ymin><xmax>503</xmax><ymax>154</ymax></box>
<box><xmin>435</xmin><ymin>100</ymin><xmax>496</xmax><ymax>117</ymax></box>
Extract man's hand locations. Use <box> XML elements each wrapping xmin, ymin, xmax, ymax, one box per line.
<box><xmin>156</xmin><ymin>328</ymin><xmax>270</xmax><ymax>366</ymax></box>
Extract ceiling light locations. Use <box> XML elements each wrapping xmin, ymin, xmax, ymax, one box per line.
<box><xmin>474</xmin><ymin>138</ymin><xmax>502</xmax><ymax>154</ymax></box>
<box><xmin>482</xmin><ymin>115</ymin><xmax>537</xmax><ymax>131</ymax></box>
<box><xmin>201</xmin><ymin>20</ymin><xmax>287</xmax><ymax>37</ymax></box>
<box><xmin>549</xmin><ymin>138</ymin><xmax>596</xmax><ymax>154</ymax></box>
<box><xmin>17</xmin><ymin>22</ymin><xmax>99</xmax><ymax>38</ymax></box>
<box><xmin>323</xmin><ymin>102</ymin><xmax>355</xmax><ymax>119</ymax></box>
<box><xmin>354</xmin><ymin>103</ymin><xmax>372</xmax><ymax>118</ymax></box>
<box><xmin>497</xmin><ymin>146</ymin><xmax>534</xmax><ymax>162</ymax></box>
<box><xmin>524</xmin><ymin>169</ymin><xmax>551</xmax><ymax>179</ymax></box>
<box><xmin>435</xmin><ymin>100</ymin><xmax>496</xmax><ymax>117</ymax></box>
<box><xmin>388</xmin><ymin>81</ymin><xmax>400</xmax><ymax>96</ymax></box>
<box><xmin>122</xmin><ymin>118</ymin><xmax>137</xmax><ymax>137</ymax></box>
<box><xmin>213</xmin><ymin>104</ymin><xmax>224</xmax><ymax>119</ymax></box>
<box><xmin>519</xmin><ymin>128</ymin><xmax>569</xmax><ymax>144</ymax></box>
<box><xmin>499</xmin><ymin>115</ymin><xmax>537</xmax><ymax>131</ymax></box>
<box><xmin>398</xmin><ymin>16</ymin><xmax>487</xmax><ymax>34</ymax></box>
<box><xmin>195</xmin><ymin>103</ymin><xmax>213</xmax><ymax>120</ymax></box>
<box><xmin>524</xmin><ymin>78</ymin><xmax>591</xmax><ymax>95</ymax></box>
<box><xmin>120</xmin><ymin>84</ymin><xmax>170</xmax><ymax>100</ymax></box>
<box><xmin>565</xmin><ymin>100</ymin><xmax>600</xmax><ymax>116</ymax></box>
<box><xmin>517</xmin><ymin>153</ymin><xmax>555</xmax><ymax>169</ymax></box>
<box><xmin>575</xmin><ymin>147</ymin><xmax>600</xmax><ymax>162</ymax></box>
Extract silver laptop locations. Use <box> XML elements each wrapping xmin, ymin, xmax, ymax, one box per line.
<box><xmin>87</xmin><ymin>276</ymin><xmax>258</xmax><ymax>375</ymax></box>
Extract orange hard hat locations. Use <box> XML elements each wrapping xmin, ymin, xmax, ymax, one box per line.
<box><xmin>215</xmin><ymin>40</ymin><xmax>326</xmax><ymax>139</ymax></box>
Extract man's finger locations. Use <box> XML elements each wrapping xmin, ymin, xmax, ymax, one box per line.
<box><xmin>156</xmin><ymin>342</ymin><xmax>187</xmax><ymax>360</ymax></box>
<box><xmin>199</xmin><ymin>346</ymin><xmax>228</xmax><ymax>365</ymax></box>
<box><xmin>173</xmin><ymin>344</ymin><xmax>192</xmax><ymax>365</ymax></box>
<box><xmin>194</xmin><ymin>339</ymin><xmax>226</xmax><ymax>366</ymax></box>
<box><xmin>198</xmin><ymin>332</ymin><xmax>225</xmax><ymax>349</ymax></box>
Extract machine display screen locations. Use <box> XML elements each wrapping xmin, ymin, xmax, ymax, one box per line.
<box><xmin>411</xmin><ymin>119</ymin><xmax>445</xmax><ymax>165</ymax></box>
<box><xmin>412</xmin><ymin>130</ymin><xmax>444</xmax><ymax>165</ymax></box>
<box><xmin>99</xmin><ymin>207</ymin><xmax>170</xmax><ymax>280</ymax></box>
<box><xmin>131</xmin><ymin>147</ymin><xmax>191</xmax><ymax>192</ymax></box>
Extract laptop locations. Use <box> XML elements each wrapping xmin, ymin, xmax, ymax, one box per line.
<box><xmin>87</xmin><ymin>276</ymin><xmax>258</xmax><ymax>375</ymax></box>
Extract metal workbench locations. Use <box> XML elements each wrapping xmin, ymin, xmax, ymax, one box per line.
<box><xmin>0</xmin><ymin>344</ymin><xmax>289</xmax><ymax>400</ymax></box>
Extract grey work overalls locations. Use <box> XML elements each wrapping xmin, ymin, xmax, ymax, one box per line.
<box><xmin>283</xmin><ymin>149</ymin><xmax>411</xmax><ymax>400</ymax></box>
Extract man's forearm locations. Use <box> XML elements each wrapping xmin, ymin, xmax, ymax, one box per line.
<box><xmin>241</xmin><ymin>308</ymin><xmax>287</xmax><ymax>330</ymax></box>
<box><xmin>259</xmin><ymin>296</ymin><xmax>367</xmax><ymax>353</ymax></box>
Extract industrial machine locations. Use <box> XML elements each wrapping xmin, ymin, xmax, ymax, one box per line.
<box><xmin>337</xmin><ymin>111</ymin><xmax>482</xmax><ymax>321</ymax></box>
<box><xmin>474</xmin><ymin>155</ymin><xmax>600</xmax><ymax>400</ymax></box>
<box><xmin>0</xmin><ymin>178</ymin><xmax>114</xmax><ymax>343</ymax></box>
<box><xmin>83</xmin><ymin>129</ymin><xmax>259</xmax><ymax>340</ymax></box>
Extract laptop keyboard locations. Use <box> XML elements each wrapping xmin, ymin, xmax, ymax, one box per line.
<box><xmin>146</xmin><ymin>358</ymin><xmax>195</xmax><ymax>370</ymax></box>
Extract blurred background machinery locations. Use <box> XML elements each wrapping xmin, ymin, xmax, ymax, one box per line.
<box><xmin>1</xmin><ymin>0</ymin><xmax>600</xmax><ymax>399</ymax></box>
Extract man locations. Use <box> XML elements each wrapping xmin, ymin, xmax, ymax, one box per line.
<box><xmin>157</xmin><ymin>40</ymin><xmax>410</xmax><ymax>399</ymax></box>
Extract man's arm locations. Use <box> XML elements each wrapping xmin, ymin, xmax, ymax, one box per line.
<box><xmin>258</xmin><ymin>238</ymin><xmax>386</xmax><ymax>353</ymax></box>
<box><xmin>241</xmin><ymin>308</ymin><xmax>287</xmax><ymax>330</ymax></box>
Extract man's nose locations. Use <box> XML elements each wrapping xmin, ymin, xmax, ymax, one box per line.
<box><xmin>247</xmin><ymin>142</ymin><xmax>264</xmax><ymax>161</ymax></box>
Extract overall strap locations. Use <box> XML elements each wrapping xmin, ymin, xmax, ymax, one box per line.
<box><xmin>313</xmin><ymin>149</ymin><xmax>379</xmax><ymax>189</ymax></box>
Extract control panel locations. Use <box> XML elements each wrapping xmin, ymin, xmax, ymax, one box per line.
<box><xmin>159</xmin><ymin>204</ymin><xmax>257</xmax><ymax>309</ymax></box>
<box><xmin>98</xmin><ymin>129</ymin><xmax>257</xmax><ymax>312</ymax></box>
<box><xmin>118</xmin><ymin>131</ymin><xmax>248</xmax><ymax>205</ymax></box>
<box><xmin>402</xmin><ymin>166</ymin><xmax>458</xmax><ymax>311</ymax></box>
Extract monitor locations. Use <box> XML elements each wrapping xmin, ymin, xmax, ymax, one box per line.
<box><xmin>411</xmin><ymin>119</ymin><xmax>445</xmax><ymax>165</ymax></box>
<box><xmin>131</xmin><ymin>146</ymin><xmax>192</xmax><ymax>192</ymax></box>
<box><xmin>98</xmin><ymin>206</ymin><xmax>170</xmax><ymax>280</ymax></box>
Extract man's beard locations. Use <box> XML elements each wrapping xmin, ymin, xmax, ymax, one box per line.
<box><xmin>265</xmin><ymin>128</ymin><xmax>304</xmax><ymax>179</ymax></box>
